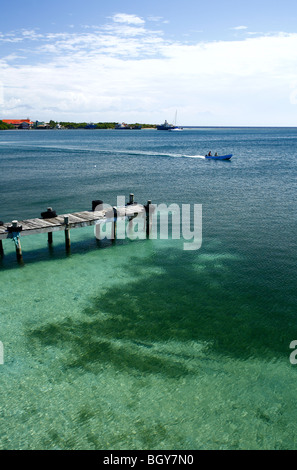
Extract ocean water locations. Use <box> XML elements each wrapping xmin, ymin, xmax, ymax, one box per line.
<box><xmin>0</xmin><ymin>128</ymin><xmax>296</xmax><ymax>450</ymax></box>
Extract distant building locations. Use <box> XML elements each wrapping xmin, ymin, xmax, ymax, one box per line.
<box><xmin>115</xmin><ymin>122</ymin><xmax>142</xmax><ymax>130</ymax></box>
<box><xmin>19</xmin><ymin>121</ymin><xmax>31</xmax><ymax>129</ymax></box>
<box><xmin>35</xmin><ymin>121</ymin><xmax>50</xmax><ymax>129</ymax></box>
<box><xmin>2</xmin><ymin>119</ymin><xmax>34</xmax><ymax>129</ymax></box>
<box><xmin>115</xmin><ymin>122</ymin><xmax>131</xmax><ymax>129</ymax></box>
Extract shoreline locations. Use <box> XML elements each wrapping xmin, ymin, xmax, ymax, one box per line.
<box><xmin>1</xmin><ymin>125</ymin><xmax>297</xmax><ymax>131</ymax></box>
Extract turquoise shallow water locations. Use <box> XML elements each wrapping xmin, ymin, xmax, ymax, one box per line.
<box><xmin>0</xmin><ymin>128</ymin><xmax>296</xmax><ymax>449</ymax></box>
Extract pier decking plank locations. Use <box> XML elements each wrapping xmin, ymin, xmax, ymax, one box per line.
<box><xmin>0</xmin><ymin>204</ymin><xmax>146</xmax><ymax>241</ymax></box>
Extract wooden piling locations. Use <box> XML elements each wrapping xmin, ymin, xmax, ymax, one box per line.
<box><xmin>48</xmin><ymin>232</ymin><xmax>53</xmax><ymax>245</ymax></box>
<box><xmin>0</xmin><ymin>221</ymin><xmax>3</xmax><ymax>256</ymax></box>
<box><xmin>146</xmin><ymin>200</ymin><xmax>152</xmax><ymax>237</ymax></box>
<box><xmin>112</xmin><ymin>207</ymin><xmax>117</xmax><ymax>241</ymax></box>
<box><xmin>64</xmin><ymin>216</ymin><xmax>71</xmax><ymax>251</ymax></box>
<box><xmin>12</xmin><ymin>221</ymin><xmax>23</xmax><ymax>262</ymax></box>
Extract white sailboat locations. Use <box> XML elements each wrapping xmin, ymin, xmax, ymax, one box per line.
<box><xmin>168</xmin><ymin>111</ymin><xmax>183</xmax><ymax>131</ymax></box>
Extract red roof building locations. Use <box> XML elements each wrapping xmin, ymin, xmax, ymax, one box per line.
<box><xmin>2</xmin><ymin>119</ymin><xmax>34</xmax><ymax>128</ymax></box>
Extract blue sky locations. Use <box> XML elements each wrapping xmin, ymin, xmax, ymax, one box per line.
<box><xmin>1</xmin><ymin>0</ymin><xmax>297</xmax><ymax>125</ymax></box>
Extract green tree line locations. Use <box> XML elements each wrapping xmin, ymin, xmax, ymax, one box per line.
<box><xmin>0</xmin><ymin>120</ymin><xmax>14</xmax><ymax>130</ymax></box>
<box><xmin>51</xmin><ymin>121</ymin><xmax>156</xmax><ymax>129</ymax></box>
<box><xmin>0</xmin><ymin>120</ymin><xmax>157</xmax><ymax>130</ymax></box>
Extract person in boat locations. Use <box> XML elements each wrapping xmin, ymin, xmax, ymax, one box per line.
<box><xmin>207</xmin><ymin>151</ymin><xmax>212</xmax><ymax>156</ymax></box>
<box><xmin>214</xmin><ymin>152</ymin><xmax>218</xmax><ymax>156</ymax></box>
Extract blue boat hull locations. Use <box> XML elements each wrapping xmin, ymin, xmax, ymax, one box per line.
<box><xmin>205</xmin><ymin>154</ymin><xmax>233</xmax><ymax>160</ymax></box>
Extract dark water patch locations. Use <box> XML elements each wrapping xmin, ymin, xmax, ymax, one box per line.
<box><xmin>28</xmin><ymin>318</ymin><xmax>196</xmax><ymax>379</ymax></box>
<box><xmin>27</xmin><ymin>248</ymin><xmax>297</xmax><ymax>377</ymax></box>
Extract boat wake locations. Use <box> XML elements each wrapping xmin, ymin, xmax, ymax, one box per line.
<box><xmin>114</xmin><ymin>150</ymin><xmax>206</xmax><ymax>160</ymax></box>
<box><xmin>0</xmin><ymin>142</ymin><xmax>207</xmax><ymax>160</ymax></box>
<box><xmin>180</xmin><ymin>154</ymin><xmax>206</xmax><ymax>159</ymax></box>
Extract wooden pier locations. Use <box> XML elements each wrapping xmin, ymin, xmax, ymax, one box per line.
<box><xmin>0</xmin><ymin>194</ymin><xmax>152</xmax><ymax>263</ymax></box>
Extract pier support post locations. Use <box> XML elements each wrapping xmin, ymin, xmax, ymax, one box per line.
<box><xmin>146</xmin><ymin>200</ymin><xmax>152</xmax><ymax>238</ymax></box>
<box><xmin>112</xmin><ymin>207</ymin><xmax>117</xmax><ymax>241</ymax></box>
<box><xmin>12</xmin><ymin>221</ymin><xmax>23</xmax><ymax>262</ymax></box>
<box><xmin>48</xmin><ymin>232</ymin><xmax>53</xmax><ymax>245</ymax></box>
<box><xmin>0</xmin><ymin>221</ymin><xmax>3</xmax><ymax>257</ymax></box>
<box><xmin>64</xmin><ymin>216</ymin><xmax>71</xmax><ymax>251</ymax></box>
<box><xmin>16</xmin><ymin>239</ymin><xmax>23</xmax><ymax>262</ymax></box>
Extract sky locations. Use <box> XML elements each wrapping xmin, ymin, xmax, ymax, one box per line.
<box><xmin>1</xmin><ymin>0</ymin><xmax>297</xmax><ymax>125</ymax></box>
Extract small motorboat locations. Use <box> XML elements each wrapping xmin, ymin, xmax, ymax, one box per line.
<box><xmin>205</xmin><ymin>154</ymin><xmax>233</xmax><ymax>160</ymax></box>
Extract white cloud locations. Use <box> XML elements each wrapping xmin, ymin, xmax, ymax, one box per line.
<box><xmin>21</xmin><ymin>29</ymin><xmax>43</xmax><ymax>39</ymax></box>
<box><xmin>1</xmin><ymin>19</ymin><xmax>297</xmax><ymax>125</ymax></box>
<box><xmin>147</xmin><ymin>16</ymin><xmax>169</xmax><ymax>24</ymax></box>
<box><xmin>147</xmin><ymin>16</ymin><xmax>163</xmax><ymax>22</ymax></box>
<box><xmin>0</xmin><ymin>81</ymin><xmax>3</xmax><ymax>105</ymax></box>
<box><xmin>231</xmin><ymin>26</ymin><xmax>248</xmax><ymax>30</ymax></box>
<box><xmin>111</xmin><ymin>13</ymin><xmax>145</xmax><ymax>25</ymax></box>
<box><xmin>0</xmin><ymin>33</ymin><xmax>23</xmax><ymax>43</ymax></box>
